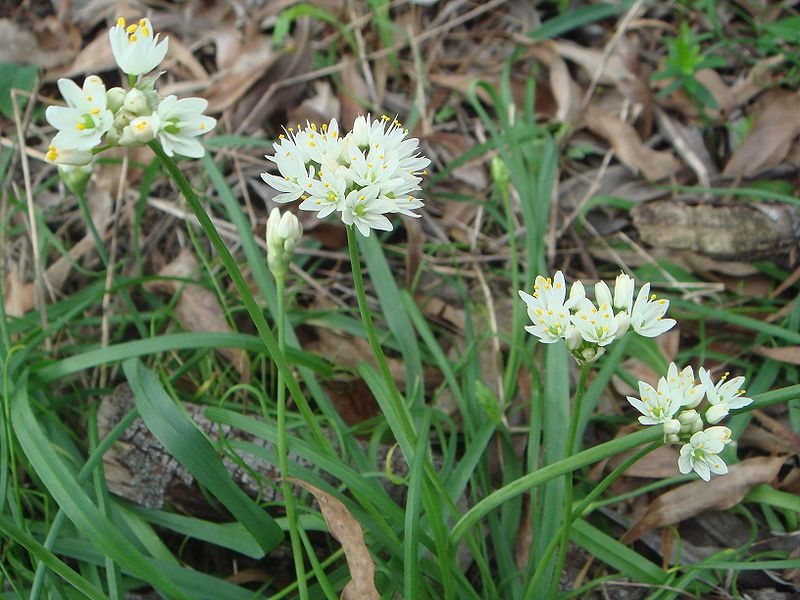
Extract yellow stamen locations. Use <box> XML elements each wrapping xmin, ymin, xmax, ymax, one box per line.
<box><xmin>138</xmin><ymin>18</ymin><xmax>147</xmax><ymax>27</ymax></box>
<box><xmin>129</xmin><ymin>33</ymin><xmax>138</xmax><ymax>42</ymax></box>
<box><xmin>117</xmin><ymin>17</ymin><xmax>126</xmax><ymax>27</ymax></box>
<box><xmin>86</xmin><ymin>95</ymin><xmax>93</xmax><ymax>101</ymax></box>
<box><xmin>76</xmin><ymin>123</ymin><xmax>86</xmax><ymax>130</ymax></box>
<box><xmin>126</xmin><ymin>24</ymin><xmax>137</xmax><ymax>33</ymax></box>
<box><xmin>358</xmin><ymin>194</ymin><xmax>366</xmax><ymax>200</ymax></box>
<box><xmin>91</xmin><ymin>107</ymin><xmax>100</xmax><ymax>115</ymax></box>
<box><xmin>141</xmin><ymin>25</ymin><xmax>149</xmax><ymax>37</ymax></box>
<box><xmin>199</xmin><ymin>123</ymin><xmax>205</xmax><ymax>129</ymax></box>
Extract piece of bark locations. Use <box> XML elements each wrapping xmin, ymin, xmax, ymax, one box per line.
<box><xmin>98</xmin><ymin>385</ymin><xmax>409</xmax><ymax>513</ymax></box>
<box><xmin>631</xmin><ymin>198</ymin><xmax>800</xmax><ymax>260</ymax></box>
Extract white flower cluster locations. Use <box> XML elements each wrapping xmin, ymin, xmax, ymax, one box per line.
<box><xmin>518</xmin><ymin>272</ymin><xmax>675</xmax><ymax>365</ymax></box>
<box><xmin>45</xmin><ymin>17</ymin><xmax>215</xmax><ymax>168</ymax></box>
<box><xmin>627</xmin><ymin>363</ymin><xmax>752</xmax><ymax>481</ymax></box>
<box><xmin>260</xmin><ymin>114</ymin><xmax>430</xmax><ymax>237</ymax></box>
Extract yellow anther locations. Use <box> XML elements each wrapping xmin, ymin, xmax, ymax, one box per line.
<box><xmin>367</xmin><ymin>163</ymin><xmax>373</xmax><ymax>168</ymax></box>
<box><xmin>310</xmin><ymin>123</ymin><xmax>317</xmax><ymax>131</ymax></box>
<box><xmin>86</xmin><ymin>95</ymin><xmax>93</xmax><ymax>101</ymax></box>
<box><xmin>46</xmin><ymin>146</ymin><xmax>58</xmax><ymax>160</ymax></box>
<box><xmin>129</xmin><ymin>33</ymin><xmax>138</xmax><ymax>42</ymax></box>
<box><xmin>76</xmin><ymin>123</ymin><xmax>86</xmax><ymax>130</ymax></box>
<box><xmin>135</xmin><ymin>121</ymin><xmax>147</xmax><ymax>130</ymax></box>
<box><xmin>309</xmin><ymin>133</ymin><xmax>315</xmax><ymax>138</ymax></box>
<box><xmin>381</xmin><ymin>114</ymin><xmax>390</xmax><ymax>120</ymax></box>
<box><xmin>322</xmin><ymin>123</ymin><xmax>328</xmax><ymax>130</ymax></box>
<box><xmin>141</xmin><ymin>25</ymin><xmax>149</xmax><ymax>37</ymax></box>
<box><xmin>358</xmin><ymin>194</ymin><xmax>366</xmax><ymax>200</ymax></box>
<box><xmin>139</xmin><ymin>18</ymin><xmax>147</xmax><ymax>27</ymax></box>
<box><xmin>308</xmin><ymin>141</ymin><xmax>317</xmax><ymax>147</ymax></box>
<box><xmin>650</xmin><ymin>293</ymin><xmax>657</xmax><ymax>300</ymax></box>
<box><xmin>117</xmin><ymin>17</ymin><xmax>126</xmax><ymax>27</ymax></box>
<box><xmin>601</xmin><ymin>326</ymin><xmax>608</xmax><ymax>332</ymax></box>
<box><xmin>331</xmin><ymin>130</ymin><xmax>338</xmax><ymax>137</ymax></box>
<box><xmin>378</xmin><ymin>154</ymin><xmax>384</xmax><ymax>159</ymax></box>
<box><xmin>603</xmin><ymin>313</ymin><xmax>610</xmax><ymax>318</ymax></box>
<box><xmin>307</xmin><ymin>183</ymin><xmax>313</xmax><ymax>188</ymax></box>
<box><xmin>126</xmin><ymin>24</ymin><xmax>137</xmax><ymax>33</ymax></box>
<box><xmin>323</xmin><ymin>183</ymin><xmax>330</xmax><ymax>188</ymax></box>
<box><xmin>288</xmin><ymin>127</ymin><xmax>294</xmax><ymax>132</ymax></box>
<box><xmin>316</xmin><ymin>200</ymin><xmax>321</xmax><ymax>205</ymax></box>
<box><xmin>658</xmin><ymin>299</ymin><xmax>667</xmax><ymax>304</ymax></box>
<box><xmin>301</xmin><ymin>194</ymin><xmax>309</xmax><ymax>200</ymax></box>
<box><xmin>90</xmin><ymin>107</ymin><xmax>100</xmax><ymax>115</ymax></box>
<box><xmin>546</xmin><ymin>309</ymin><xmax>553</xmax><ymax>316</ymax></box>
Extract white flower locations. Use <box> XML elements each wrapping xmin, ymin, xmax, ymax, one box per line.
<box><xmin>340</xmin><ymin>185</ymin><xmax>395</xmax><ymax>237</ymax></box>
<box><xmin>613</xmin><ymin>273</ymin><xmax>635</xmax><ymax>312</ymax></box>
<box><xmin>119</xmin><ymin>114</ymin><xmax>159</xmax><ymax>146</ymax></box>
<box><xmin>678</xmin><ymin>426</ymin><xmax>732</xmax><ymax>481</ymax></box>
<box><xmin>569</xmin><ymin>280</ymin><xmax>586</xmax><ymax>303</ymax></box>
<box><xmin>626</xmin><ymin>379</ymin><xmax>681</xmax><ymax>426</ymax></box>
<box><xmin>629</xmin><ymin>283</ymin><xmax>676</xmax><ymax>337</ymax></box>
<box><xmin>595</xmin><ymin>280</ymin><xmax>613</xmax><ymax>308</ymax></box>
<box><xmin>699</xmin><ymin>368</ymin><xmax>752</xmax><ymax>424</ymax></box>
<box><xmin>109</xmin><ymin>17</ymin><xmax>168</xmax><ymax>76</ymax></box>
<box><xmin>266</xmin><ymin>208</ymin><xmax>302</xmax><ymax>276</ymax></box>
<box><xmin>519</xmin><ymin>272</ymin><xmax>578</xmax><ymax>343</ymax></box>
<box><xmin>571</xmin><ymin>298</ymin><xmax>618</xmax><ymax>346</ymax></box>
<box><xmin>154</xmin><ymin>95</ymin><xmax>216</xmax><ymax>158</ymax></box>
<box><xmin>46</xmin><ymin>76</ymin><xmax>114</xmax><ymax>151</ymax></box>
<box><xmin>45</xmin><ymin>144</ymin><xmax>93</xmax><ymax>166</ymax></box>
<box><xmin>298</xmin><ymin>158</ymin><xmax>347</xmax><ymax>217</ymax></box>
<box><xmin>389</xmin><ymin>194</ymin><xmax>425</xmax><ymax>218</ymax></box>
<box><xmin>663</xmin><ymin>363</ymin><xmax>704</xmax><ymax>409</ymax></box>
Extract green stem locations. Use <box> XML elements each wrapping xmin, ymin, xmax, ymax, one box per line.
<box><xmin>524</xmin><ymin>441</ymin><xmax>660</xmax><ymax>599</ymax></box>
<box><xmin>549</xmin><ymin>364</ymin><xmax>591</xmax><ymax>597</ymax></box>
<box><xmin>499</xmin><ymin>176</ymin><xmax>521</xmax><ymax>407</ymax></box>
<box><xmin>75</xmin><ymin>191</ymin><xmax>109</xmax><ymax>266</ymax></box>
<box><xmin>147</xmin><ymin>142</ymin><xmax>331</xmax><ymax>454</ymax></box>
<box><xmin>345</xmin><ymin>225</ymin><xmax>417</xmax><ymax>449</ymax></box>
<box><xmin>275</xmin><ymin>274</ymin><xmax>308</xmax><ymax>600</ymax></box>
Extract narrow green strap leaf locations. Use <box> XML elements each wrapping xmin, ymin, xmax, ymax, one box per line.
<box><xmin>123</xmin><ymin>358</ymin><xmax>282</xmax><ymax>553</ymax></box>
<box><xmin>0</xmin><ymin>513</ymin><xmax>109</xmax><ymax>600</ymax></box>
<box><xmin>10</xmin><ymin>377</ymin><xmax>192</xmax><ymax>600</ymax></box>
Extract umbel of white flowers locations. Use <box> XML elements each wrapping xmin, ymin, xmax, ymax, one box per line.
<box><xmin>518</xmin><ymin>271</ymin><xmax>676</xmax><ymax>365</ymax></box>
<box><xmin>266</xmin><ymin>208</ymin><xmax>302</xmax><ymax>277</ymax></box>
<box><xmin>259</xmin><ymin>114</ymin><xmax>430</xmax><ymax>237</ymax></box>
<box><xmin>626</xmin><ymin>362</ymin><xmax>752</xmax><ymax>481</ymax></box>
<box><xmin>44</xmin><ymin>17</ymin><xmax>216</xmax><ymax>169</ymax></box>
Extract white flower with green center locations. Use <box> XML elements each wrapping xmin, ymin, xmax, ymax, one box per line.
<box><xmin>298</xmin><ymin>158</ymin><xmax>347</xmax><ymax>218</ymax></box>
<box><xmin>699</xmin><ymin>368</ymin><xmax>752</xmax><ymax>424</ymax></box>
<box><xmin>46</xmin><ymin>76</ymin><xmax>114</xmax><ymax>151</ymax></box>
<box><xmin>341</xmin><ymin>186</ymin><xmax>395</xmax><ymax>237</ymax></box>
<box><xmin>109</xmin><ymin>17</ymin><xmax>169</xmax><ymax>76</ymax></box>
<box><xmin>262</xmin><ymin>135</ymin><xmax>315</xmax><ymax>204</ymax></box>
<box><xmin>678</xmin><ymin>426</ymin><xmax>732</xmax><ymax>481</ymax></box>
<box><xmin>518</xmin><ymin>271</ymin><xmax>578</xmax><ymax>343</ymax></box>
<box><xmin>571</xmin><ymin>298</ymin><xmax>618</xmax><ymax>346</ymax></box>
<box><xmin>154</xmin><ymin>95</ymin><xmax>216</xmax><ymax>158</ymax></box>
<box><xmin>626</xmin><ymin>379</ymin><xmax>681</xmax><ymax>426</ymax></box>
<box><xmin>629</xmin><ymin>283</ymin><xmax>676</xmax><ymax>337</ymax></box>
<box><xmin>664</xmin><ymin>362</ymin><xmax>704</xmax><ymax>409</ymax></box>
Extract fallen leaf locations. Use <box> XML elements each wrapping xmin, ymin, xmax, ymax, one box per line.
<box><xmin>552</xmin><ymin>40</ymin><xmax>635</xmax><ymax>86</ymax></box>
<box><xmin>0</xmin><ymin>18</ymin><xmax>77</xmax><ymax>68</ymax></box>
<box><xmin>530</xmin><ymin>42</ymin><xmax>581</xmax><ymax>123</ymax></box>
<box><xmin>755</xmin><ymin>346</ymin><xmax>800</xmax><ymax>366</ymax></box>
<box><xmin>287</xmin><ymin>479</ymin><xmax>379</xmax><ymax>600</ymax></box>
<box><xmin>584</xmin><ymin>106</ymin><xmax>680</xmax><ymax>181</ymax></box>
<box><xmin>623</xmin><ymin>455</ymin><xmax>787</xmax><ymax>543</ymax></box>
<box><xmin>723</xmin><ymin>90</ymin><xmax>800</xmax><ymax>177</ymax></box>
<box><xmin>144</xmin><ymin>249</ymin><xmax>250</xmax><ymax>380</ymax></box>
<box><xmin>615</xmin><ymin>446</ymin><xmax>681</xmax><ymax>479</ymax></box>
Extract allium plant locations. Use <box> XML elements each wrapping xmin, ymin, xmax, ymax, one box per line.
<box><xmin>627</xmin><ymin>363</ymin><xmax>752</xmax><ymax>480</ymax></box>
<box><xmin>44</xmin><ymin>16</ymin><xmax>216</xmax><ymax>171</ymax></box>
<box><xmin>260</xmin><ymin>114</ymin><xmax>430</xmax><ymax>236</ymax></box>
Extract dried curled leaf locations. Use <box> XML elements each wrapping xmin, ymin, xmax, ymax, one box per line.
<box><xmin>623</xmin><ymin>455</ymin><xmax>787</xmax><ymax>543</ymax></box>
<box><xmin>287</xmin><ymin>479</ymin><xmax>379</xmax><ymax>600</ymax></box>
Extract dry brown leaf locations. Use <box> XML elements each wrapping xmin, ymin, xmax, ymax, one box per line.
<box><xmin>723</xmin><ymin>90</ymin><xmax>800</xmax><ymax>177</ymax></box>
<box><xmin>623</xmin><ymin>455</ymin><xmax>787</xmax><ymax>543</ymax></box>
<box><xmin>755</xmin><ymin>346</ymin><xmax>800</xmax><ymax>366</ymax></box>
<box><xmin>0</xmin><ymin>18</ymin><xmax>77</xmax><ymax>68</ymax></box>
<box><xmin>288</xmin><ymin>479</ymin><xmax>379</xmax><ymax>600</ymax></box>
<box><xmin>615</xmin><ymin>446</ymin><xmax>681</xmax><ymax>479</ymax></box>
<box><xmin>288</xmin><ymin>81</ymin><xmax>341</xmax><ymax>128</ymax></box>
<box><xmin>165</xmin><ymin>36</ymin><xmax>209</xmax><ymax>81</ymax></box>
<box><xmin>584</xmin><ymin>106</ymin><xmax>680</xmax><ymax>181</ymax></box>
<box><xmin>552</xmin><ymin>40</ymin><xmax>634</xmax><ymax>86</ymax></box>
<box><xmin>144</xmin><ymin>249</ymin><xmax>249</xmax><ymax>380</ymax></box>
<box><xmin>340</xmin><ymin>61</ymin><xmax>371</xmax><ymax>128</ymax></box>
<box><xmin>530</xmin><ymin>42</ymin><xmax>581</xmax><ymax>123</ymax></box>
<box><xmin>204</xmin><ymin>30</ymin><xmax>277</xmax><ymax>114</ymax></box>
<box><xmin>54</xmin><ymin>30</ymin><xmax>115</xmax><ymax>80</ymax></box>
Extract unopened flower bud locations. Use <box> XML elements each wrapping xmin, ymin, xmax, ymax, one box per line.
<box><xmin>58</xmin><ymin>164</ymin><xmax>92</xmax><ymax>196</ymax></box>
<box><xmin>664</xmin><ymin>432</ymin><xmax>680</xmax><ymax>444</ymax></box>
<box><xmin>565</xmin><ymin>324</ymin><xmax>582</xmax><ymax>351</ymax></box>
<box><xmin>119</xmin><ymin>115</ymin><xmax>158</xmax><ymax>146</ymax></box>
<box><xmin>267</xmin><ymin>207</ymin><xmax>302</xmax><ymax>277</ymax></box>
<box><xmin>580</xmin><ymin>345</ymin><xmax>605</xmax><ymax>364</ymax></box>
<box><xmin>45</xmin><ymin>144</ymin><xmax>93</xmax><ymax>167</ymax></box>
<box><xmin>677</xmin><ymin>409</ymin><xmax>703</xmax><ymax>434</ymax></box>
<box><xmin>351</xmin><ymin>115</ymin><xmax>370</xmax><ymax>148</ymax></box>
<box><xmin>106</xmin><ymin>87</ymin><xmax>126</xmax><ymax>113</ymax></box>
<box><xmin>595</xmin><ymin>280</ymin><xmax>613</xmax><ymax>308</ymax></box>
<box><xmin>569</xmin><ymin>280</ymin><xmax>585</xmax><ymax>303</ymax></box>
<box><xmin>705</xmin><ymin>403</ymin><xmax>729</xmax><ymax>425</ymax></box>
<box><xmin>490</xmin><ymin>156</ymin><xmax>510</xmax><ymax>187</ymax></box>
<box><xmin>613</xmin><ymin>273</ymin><xmax>635</xmax><ymax>312</ymax></box>
<box><xmin>663</xmin><ymin>418</ymin><xmax>681</xmax><ymax>435</ymax></box>
<box><xmin>123</xmin><ymin>88</ymin><xmax>149</xmax><ymax>115</ymax></box>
